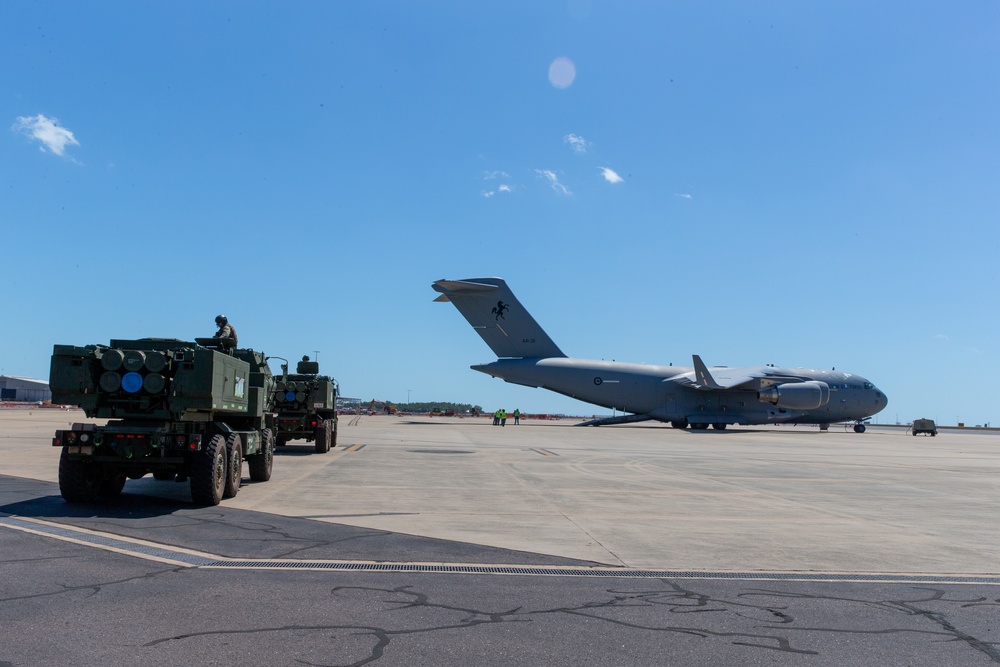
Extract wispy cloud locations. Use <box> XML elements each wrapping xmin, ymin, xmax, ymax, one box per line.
<box><xmin>483</xmin><ymin>183</ymin><xmax>514</xmax><ymax>198</ymax></box>
<box><xmin>12</xmin><ymin>114</ymin><xmax>80</xmax><ymax>157</ymax></box>
<box><xmin>564</xmin><ymin>133</ymin><xmax>590</xmax><ymax>154</ymax></box>
<box><xmin>535</xmin><ymin>169</ymin><xmax>571</xmax><ymax>195</ymax></box>
<box><xmin>599</xmin><ymin>166</ymin><xmax>623</xmax><ymax>184</ymax></box>
<box><xmin>482</xmin><ymin>171</ymin><xmax>513</xmax><ymax>198</ymax></box>
<box><xmin>675</xmin><ymin>193</ymin><xmax>693</xmax><ymax>200</ymax></box>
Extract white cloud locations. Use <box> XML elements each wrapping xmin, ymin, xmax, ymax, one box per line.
<box><xmin>564</xmin><ymin>134</ymin><xmax>590</xmax><ymax>154</ymax></box>
<box><xmin>535</xmin><ymin>169</ymin><xmax>571</xmax><ymax>195</ymax></box>
<box><xmin>484</xmin><ymin>170</ymin><xmax>509</xmax><ymax>180</ymax></box>
<box><xmin>675</xmin><ymin>193</ymin><xmax>693</xmax><ymax>199</ymax></box>
<box><xmin>599</xmin><ymin>166</ymin><xmax>623</xmax><ymax>184</ymax></box>
<box><xmin>13</xmin><ymin>114</ymin><xmax>80</xmax><ymax>157</ymax></box>
<box><xmin>483</xmin><ymin>183</ymin><xmax>513</xmax><ymax>198</ymax></box>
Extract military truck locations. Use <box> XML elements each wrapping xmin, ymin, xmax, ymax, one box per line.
<box><xmin>912</xmin><ymin>418</ymin><xmax>938</xmax><ymax>436</ymax></box>
<box><xmin>273</xmin><ymin>355</ymin><xmax>338</xmax><ymax>453</ymax></box>
<box><xmin>49</xmin><ymin>337</ymin><xmax>277</xmax><ymax>506</ymax></box>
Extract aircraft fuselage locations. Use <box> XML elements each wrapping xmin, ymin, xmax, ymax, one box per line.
<box><xmin>472</xmin><ymin>357</ymin><xmax>886</xmax><ymax>426</ymax></box>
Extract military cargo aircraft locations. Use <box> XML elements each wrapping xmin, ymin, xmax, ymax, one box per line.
<box><xmin>433</xmin><ymin>277</ymin><xmax>887</xmax><ymax>432</ymax></box>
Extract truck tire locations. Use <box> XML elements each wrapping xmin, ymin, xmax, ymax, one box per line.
<box><xmin>249</xmin><ymin>429</ymin><xmax>274</xmax><ymax>482</ymax></box>
<box><xmin>59</xmin><ymin>447</ymin><xmax>101</xmax><ymax>503</ymax></box>
<box><xmin>314</xmin><ymin>420</ymin><xmax>330</xmax><ymax>454</ymax></box>
<box><xmin>331</xmin><ymin>419</ymin><xmax>338</xmax><ymax>448</ymax></box>
<box><xmin>191</xmin><ymin>434</ymin><xmax>226</xmax><ymax>506</ymax></box>
<box><xmin>223</xmin><ymin>433</ymin><xmax>242</xmax><ymax>499</ymax></box>
<box><xmin>98</xmin><ymin>473</ymin><xmax>127</xmax><ymax>498</ymax></box>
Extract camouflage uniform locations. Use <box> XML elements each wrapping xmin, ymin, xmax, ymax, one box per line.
<box><xmin>214</xmin><ymin>323</ymin><xmax>238</xmax><ymax>347</ymax></box>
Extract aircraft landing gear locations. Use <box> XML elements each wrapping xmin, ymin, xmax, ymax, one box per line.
<box><xmin>670</xmin><ymin>419</ymin><xmax>688</xmax><ymax>429</ymax></box>
<box><xmin>852</xmin><ymin>419</ymin><xmax>868</xmax><ymax>433</ymax></box>
<box><xmin>711</xmin><ymin>423</ymin><xmax>727</xmax><ymax>430</ymax></box>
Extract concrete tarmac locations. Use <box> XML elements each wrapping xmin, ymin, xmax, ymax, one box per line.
<box><xmin>2</xmin><ymin>409</ymin><xmax>1000</xmax><ymax>666</ymax></box>
<box><xmin>2</xmin><ymin>409</ymin><xmax>999</xmax><ymax>574</ymax></box>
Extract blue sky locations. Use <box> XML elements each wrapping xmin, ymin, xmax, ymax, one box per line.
<box><xmin>3</xmin><ymin>2</ymin><xmax>998</xmax><ymax>425</ymax></box>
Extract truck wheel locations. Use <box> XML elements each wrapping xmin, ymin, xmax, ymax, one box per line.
<box><xmin>249</xmin><ymin>429</ymin><xmax>274</xmax><ymax>482</ymax></box>
<box><xmin>331</xmin><ymin>420</ymin><xmax>338</xmax><ymax>448</ymax></box>
<box><xmin>223</xmin><ymin>433</ymin><xmax>242</xmax><ymax>499</ymax></box>
<box><xmin>98</xmin><ymin>473</ymin><xmax>127</xmax><ymax>498</ymax></box>
<box><xmin>324</xmin><ymin>420</ymin><xmax>333</xmax><ymax>452</ymax></box>
<box><xmin>59</xmin><ymin>447</ymin><xmax>101</xmax><ymax>503</ymax></box>
<box><xmin>314</xmin><ymin>420</ymin><xmax>331</xmax><ymax>454</ymax></box>
<box><xmin>191</xmin><ymin>434</ymin><xmax>226</xmax><ymax>506</ymax></box>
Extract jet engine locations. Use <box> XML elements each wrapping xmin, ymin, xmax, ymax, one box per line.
<box><xmin>758</xmin><ymin>381</ymin><xmax>830</xmax><ymax>410</ymax></box>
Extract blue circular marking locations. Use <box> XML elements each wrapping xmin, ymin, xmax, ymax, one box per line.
<box><xmin>122</xmin><ymin>372</ymin><xmax>144</xmax><ymax>393</ymax></box>
<box><xmin>285</xmin><ymin>391</ymin><xmax>296</xmax><ymax>401</ymax></box>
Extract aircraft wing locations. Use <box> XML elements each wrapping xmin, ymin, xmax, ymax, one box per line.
<box><xmin>669</xmin><ymin>355</ymin><xmax>760</xmax><ymax>390</ymax></box>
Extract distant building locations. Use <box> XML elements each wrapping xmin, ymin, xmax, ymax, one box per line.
<box><xmin>0</xmin><ymin>376</ymin><xmax>52</xmax><ymax>402</ymax></box>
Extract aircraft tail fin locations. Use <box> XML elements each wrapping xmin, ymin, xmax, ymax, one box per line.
<box><xmin>432</xmin><ymin>277</ymin><xmax>566</xmax><ymax>359</ymax></box>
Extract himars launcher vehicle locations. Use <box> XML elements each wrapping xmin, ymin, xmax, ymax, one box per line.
<box><xmin>49</xmin><ymin>337</ymin><xmax>277</xmax><ymax>505</ymax></box>
<box><xmin>433</xmin><ymin>277</ymin><xmax>887</xmax><ymax>431</ymax></box>
<box><xmin>272</xmin><ymin>356</ymin><xmax>338</xmax><ymax>453</ymax></box>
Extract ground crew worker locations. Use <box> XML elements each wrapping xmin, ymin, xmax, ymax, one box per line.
<box><xmin>500</xmin><ymin>409</ymin><xmax>507</xmax><ymax>427</ymax></box>
<box><xmin>493</xmin><ymin>409</ymin><xmax>500</xmax><ymax>426</ymax></box>
<box><xmin>513</xmin><ymin>409</ymin><xmax>520</xmax><ymax>425</ymax></box>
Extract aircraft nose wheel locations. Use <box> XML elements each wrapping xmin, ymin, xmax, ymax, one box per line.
<box><xmin>853</xmin><ymin>422</ymin><xmax>867</xmax><ymax>433</ymax></box>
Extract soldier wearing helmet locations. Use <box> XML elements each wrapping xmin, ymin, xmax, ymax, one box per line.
<box><xmin>213</xmin><ymin>315</ymin><xmax>238</xmax><ymax>348</ymax></box>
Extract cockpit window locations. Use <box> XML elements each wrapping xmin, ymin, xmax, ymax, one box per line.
<box><xmin>864</xmin><ymin>382</ymin><xmax>873</xmax><ymax>390</ymax></box>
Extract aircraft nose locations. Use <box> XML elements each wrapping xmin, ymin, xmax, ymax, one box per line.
<box><xmin>873</xmin><ymin>386</ymin><xmax>888</xmax><ymax>412</ymax></box>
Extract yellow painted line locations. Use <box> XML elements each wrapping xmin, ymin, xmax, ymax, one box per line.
<box><xmin>531</xmin><ymin>448</ymin><xmax>557</xmax><ymax>456</ymax></box>
<box><xmin>344</xmin><ymin>443</ymin><xmax>366</xmax><ymax>452</ymax></box>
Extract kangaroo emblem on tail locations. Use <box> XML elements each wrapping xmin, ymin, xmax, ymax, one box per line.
<box><xmin>491</xmin><ymin>300</ymin><xmax>509</xmax><ymax>320</ymax></box>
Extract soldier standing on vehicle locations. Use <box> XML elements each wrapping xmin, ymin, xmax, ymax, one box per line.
<box><xmin>214</xmin><ymin>315</ymin><xmax>238</xmax><ymax>348</ymax></box>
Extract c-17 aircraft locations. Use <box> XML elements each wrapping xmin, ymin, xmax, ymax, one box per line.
<box><xmin>433</xmin><ymin>277</ymin><xmax>887</xmax><ymax>432</ymax></box>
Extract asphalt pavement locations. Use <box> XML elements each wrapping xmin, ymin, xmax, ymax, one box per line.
<box><xmin>2</xmin><ymin>410</ymin><xmax>999</xmax><ymax>665</ymax></box>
